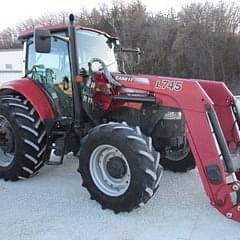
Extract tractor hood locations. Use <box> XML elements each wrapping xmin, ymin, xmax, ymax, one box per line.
<box><xmin>111</xmin><ymin>72</ymin><xmax>235</xmax><ymax>111</ymax></box>
<box><xmin>112</xmin><ymin>73</ymin><xmax>189</xmax><ymax>93</ymax></box>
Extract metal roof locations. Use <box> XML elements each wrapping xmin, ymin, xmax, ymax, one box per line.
<box><xmin>18</xmin><ymin>24</ymin><xmax>116</xmax><ymax>40</ymax></box>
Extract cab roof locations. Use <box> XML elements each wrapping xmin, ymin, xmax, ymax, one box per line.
<box><xmin>18</xmin><ymin>24</ymin><xmax>117</xmax><ymax>40</ymax></box>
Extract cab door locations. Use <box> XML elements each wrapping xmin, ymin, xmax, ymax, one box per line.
<box><xmin>26</xmin><ymin>35</ymin><xmax>73</xmax><ymax>117</ymax></box>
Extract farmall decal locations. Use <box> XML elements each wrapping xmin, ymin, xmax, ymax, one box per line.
<box><xmin>155</xmin><ymin>79</ymin><xmax>183</xmax><ymax>91</ymax></box>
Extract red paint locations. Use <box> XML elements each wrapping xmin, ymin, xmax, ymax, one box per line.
<box><xmin>0</xmin><ymin>79</ymin><xmax>57</xmax><ymax>121</ymax></box>
<box><xmin>18</xmin><ymin>24</ymin><xmax>116</xmax><ymax>40</ymax></box>
<box><xmin>97</xmin><ymin>72</ymin><xmax>240</xmax><ymax>222</ymax></box>
<box><xmin>2</xmin><ymin>71</ymin><xmax>240</xmax><ymax>222</ymax></box>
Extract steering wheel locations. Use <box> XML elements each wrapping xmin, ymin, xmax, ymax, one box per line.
<box><xmin>28</xmin><ymin>64</ymin><xmax>45</xmax><ymax>84</ymax></box>
<box><xmin>88</xmin><ymin>58</ymin><xmax>121</xmax><ymax>87</ymax></box>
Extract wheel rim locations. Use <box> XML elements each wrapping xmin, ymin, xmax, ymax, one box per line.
<box><xmin>0</xmin><ymin>115</ymin><xmax>15</xmax><ymax>167</ymax></box>
<box><xmin>165</xmin><ymin>141</ymin><xmax>190</xmax><ymax>162</ymax></box>
<box><xmin>89</xmin><ymin>144</ymin><xmax>131</xmax><ymax>197</ymax></box>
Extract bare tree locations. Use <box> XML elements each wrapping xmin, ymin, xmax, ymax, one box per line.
<box><xmin>0</xmin><ymin>0</ymin><xmax>240</xmax><ymax>93</ymax></box>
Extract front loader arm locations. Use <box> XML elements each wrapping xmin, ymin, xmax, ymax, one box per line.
<box><xmin>119</xmin><ymin>76</ymin><xmax>240</xmax><ymax>222</ymax></box>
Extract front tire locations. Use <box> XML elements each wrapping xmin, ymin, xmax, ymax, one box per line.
<box><xmin>151</xmin><ymin>118</ymin><xmax>195</xmax><ymax>172</ymax></box>
<box><xmin>0</xmin><ymin>94</ymin><xmax>47</xmax><ymax>181</ymax></box>
<box><xmin>79</xmin><ymin>122</ymin><xmax>162</xmax><ymax>213</ymax></box>
<box><xmin>160</xmin><ymin>150</ymin><xmax>195</xmax><ymax>172</ymax></box>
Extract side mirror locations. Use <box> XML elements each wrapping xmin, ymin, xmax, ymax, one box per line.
<box><xmin>34</xmin><ymin>29</ymin><xmax>51</xmax><ymax>53</ymax></box>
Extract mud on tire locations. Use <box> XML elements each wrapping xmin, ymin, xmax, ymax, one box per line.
<box><xmin>79</xmin><ymin>122</ymin><xmax>163</xmax><ymax>213</ymax></box>
<box><xmin>0</xmin><ymin>94</ymin><xmax>47</xmax><ymax>181</ymax></box>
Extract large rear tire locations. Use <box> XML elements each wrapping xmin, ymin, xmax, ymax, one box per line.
<box><xmin>0</xmin><ymin>94</ymin><xmax>47</xmax><ymax>181</ymax></box>
<box><xmin>79</xmin><ymin>122</ymin><xmax>162</xmax><ymax>213</ymax></box>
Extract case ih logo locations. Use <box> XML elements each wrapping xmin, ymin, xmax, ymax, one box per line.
<box><xmin>115</xmin><ymin>76</ymin><xmax>134</xmax><ymax>82</ymax></box>
<box><xmin>115</xmin><ymin>75</ymin><xmax>150</xmax><ymax>84</ymax></box>
<box><xmin>155</xmin><ymin>80</ymin><xmax>183</xmax><ymax>91</ymax></box>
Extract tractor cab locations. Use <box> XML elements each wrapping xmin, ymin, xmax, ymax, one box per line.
<box><xmin>19</xmin><ymin>25</ymin><xmax>119</xmax><ymax>118</ymax></box>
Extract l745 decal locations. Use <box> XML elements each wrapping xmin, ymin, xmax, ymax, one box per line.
<box><xmin>155</xmin><ymin>80</ymin><xmax>183</xmax><ymax>91</ymax></box>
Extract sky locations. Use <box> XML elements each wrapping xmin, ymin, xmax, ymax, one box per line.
<box><xmin>0</xmin><ymin>0</ymin><xmax>233</xmax><ymax>31</ymax></box>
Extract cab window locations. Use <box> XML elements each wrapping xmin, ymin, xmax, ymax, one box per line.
<box><xmin>27</xmin><ymin>34</ymin><xmax>73</xmax><ymax>117</ymax></box>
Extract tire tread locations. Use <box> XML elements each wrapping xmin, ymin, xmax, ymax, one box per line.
<box><xmin>0</xmin><ymin>94</ymin><xmax>47</xmax><ymax>181</ymax></box>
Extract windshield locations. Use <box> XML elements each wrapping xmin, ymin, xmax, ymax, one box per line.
<box><xmin>76</xmin><ymin>30</ymin><xmax>119</xmax><ymax>72</ymax></box>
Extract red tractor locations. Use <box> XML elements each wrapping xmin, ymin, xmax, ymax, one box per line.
<box><xmin>0</xmin><ymin>15</ymin><xmax>240</xmax><ymax>221</ymax></box>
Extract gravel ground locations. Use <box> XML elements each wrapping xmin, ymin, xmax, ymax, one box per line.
<box><xmin>0</xmin><ymin>154</ymin><xmax>240</xmax><ymax>240</ymax></box>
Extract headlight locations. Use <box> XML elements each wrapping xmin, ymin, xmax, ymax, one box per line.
<box><xmin>163</xmin><ymin>111</ymin><xmax>182</xmax><ymax>120</ymax></box>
